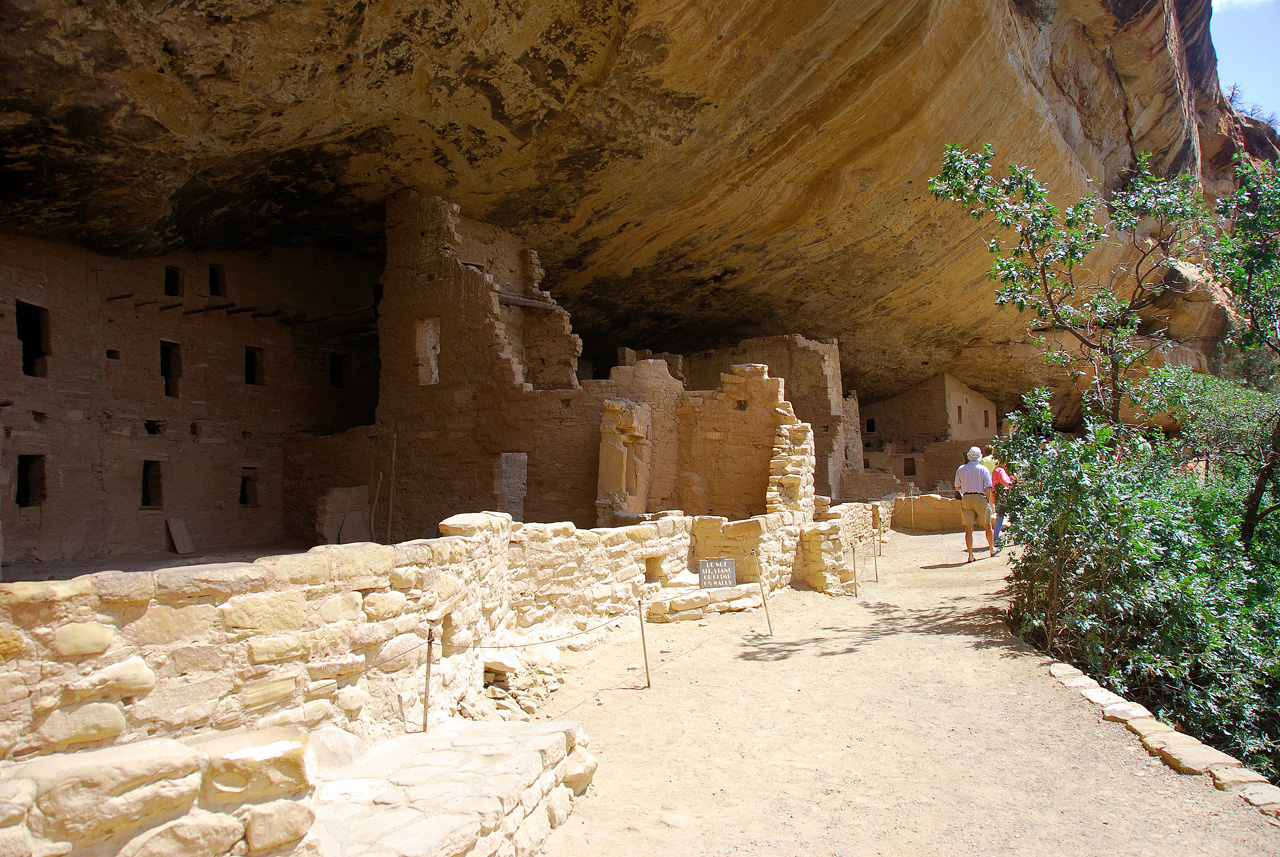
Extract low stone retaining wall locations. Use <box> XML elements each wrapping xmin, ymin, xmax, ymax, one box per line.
<box><xmin>0</xmin><ymin>726</ymin><xmax>317</xmax><ymax>857</ymax></box>
<box><xmin>892</xmin><ymin>493</ymin><xmax>964</xmax><ymax>534</ymax></box>
<box><xmin>310</xmin><ymin>720</ymin><xmax>597</xmax><ymax>857</ymax></box>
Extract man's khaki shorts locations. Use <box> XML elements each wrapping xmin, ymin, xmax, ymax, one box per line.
<box><xmin>959</xmin><ymin>493</ymin><xmax>990</xmax><ymax>526</ymax></box>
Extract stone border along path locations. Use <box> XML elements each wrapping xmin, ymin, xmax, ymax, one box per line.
<box><xmin>1046</xmin><ymin>662</ymin><xmax>1280</xmax><ymax>816</ymax></box>
<box><xmin>535</xmin><ymin>531</ymin><xmax>1279</xmax><ymax>856</ymax></box>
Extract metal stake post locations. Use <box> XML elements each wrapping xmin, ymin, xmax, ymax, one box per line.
<box><xmin>637</xmin><ymin>599</ymin><xmax>651</xmax><ymax>689</ymax></box>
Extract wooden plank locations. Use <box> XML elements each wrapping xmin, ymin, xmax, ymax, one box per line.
<box><xmin>167</xmin><ymin>517</ymin><xmax>195</xmax><ymax>554</ymax></box>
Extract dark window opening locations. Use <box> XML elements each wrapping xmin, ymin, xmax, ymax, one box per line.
<box><xmin>16</xmin><ymin>455</ymin><xmax>45</xmax><ymax>507</ymax></box>
<box><xmin>208</xmin><ymin>264</ymin><xmax>226</xmax><ymax>297</ymax></box>
<box><xmin>189</xmin><ymin>422</ymin><xmax>200</xmax><ymax>437</ymax></box>
<box><xmin>244</xmin><ymin>347</ymin><xmax>264</xmax><ymax>385</ymax></box>
<box><xmin>239</xmin><ymin>467</ymin><xmax>259</xmax><ymax>507</ymax></box>
<box><xmin>160</xmin><ymin>341</ymin><xmax>181</xmax><ymax>397</ymax></box>
<box><xmin>163</xmin><ymin>266</ymin><xmax>184</xmax><ymax>297</ymax></box>
<box><xmin>957</xmin><ymin>405</ymin><xmax>963</xmax><ymax>423</ymax></box>
<box><xmin>903</xmin><ymin>457</ymin><xmax>917</xmax><ymax>477</ymax></box>
<box><xmin>141</xmin><ymin>460</ymin><xmax>162</xmax><ymax>508</ymax></box>
<box><xmin>106</xmin><ymin>349</ymin><xmax>120</xmax><ymax>360</ymax></box>
<box><xmin>984</xmin><ymin>410</ymin><xmax>991</xmax><ymax>429</ymax></box>
<box><xmin>16</xmin><ymin>301</ymin><xmax>50</xmax><ymax>377</ymax></box>
<box><xmin>144</xmin><ymin>420</ymin><xmax>164</xmax><ymax>435</ymax></box>
<box><xmin>865</xmin><ymin>418</ymin><xmax>876</xmax><ymax>434</ymax></box>
<box><xmin>328</xmin><ymin>352</ymin><xmax>346</xmax><ymax>388</ymax></box>
<box><xmin>863</xmin><ymin>458</ymin><xmax>870</xmax><ymax>470</ymax></box>
<box><xmin>735</xmin><ymin>399</ymin><xmax>748</xmax><ymax>411</ymax></box>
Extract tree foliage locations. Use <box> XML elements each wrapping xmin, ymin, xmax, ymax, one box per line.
<box><xmin>929</xmin><ymin>145</ymin><xmax>1205</xmax><ymax>424</ymax></box>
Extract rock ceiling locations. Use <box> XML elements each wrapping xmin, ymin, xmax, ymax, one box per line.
<box><xmin>0</xmin><ymin>0</ymin><xmax>1274</xmax><ymax>406</ymax></box>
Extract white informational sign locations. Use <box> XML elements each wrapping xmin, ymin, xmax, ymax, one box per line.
<box><xmin>699</xmin><ymin>557</ymin><xmax>737</xmax><ymax>589</ymax></box>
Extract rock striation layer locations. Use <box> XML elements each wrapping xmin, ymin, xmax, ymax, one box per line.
<box><xmin>1</xmin><ymin>0</ymin><xmax>1276</xmax><ymax>403</ymax></box>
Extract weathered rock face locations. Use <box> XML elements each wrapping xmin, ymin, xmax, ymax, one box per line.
<box><xmin>0</xmin><ymin>0</ymin><xmax>1273</xmax><ymax>404</ymax></box>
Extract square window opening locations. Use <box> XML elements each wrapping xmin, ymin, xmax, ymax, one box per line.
<box><xmin>984</xmin><ymin>410</ymin><xmax>991</xmax><ymax>428</ymax></box>
<box><xmin>328</xmin><ymin>352</ymin><xmax>347</xmax><ymax>388</ymax></box>
<box><xmin>208</xmin><ymin>264</ymin><xmax>226</xmax><ymax>297</ymax></box>
<box><xmin>16</xmin><ymin>301</ymin><xmax>50</xmax><ymax>378</ymax></box>
<box><xmin>865</xmin><ymin>418</ymin><xmax>876</xmax><ymax>434</ymax></box>
<box><xmin>160</xmin><ymin>341</ymin><xmax>181</xmax><ymax>397</ymax></box>
<box><xmin>143</xmin><ymin>420</ymin><xmax>165</xmax><ymax>435</ymax></box>
<box><xmin>106</xmin><ymin>349</ymin><xmax>120</xmax><ymax>360</ymax></box>
<box><xmin>244</xmin><ymin>347</ymin><xmax>264</xmax><ymax>385</ymax></box>
<box><xmin>239</xmin><ymin>467</ymin><xmax>259</xmax><ymax>507</ymax></box>
<box><xmin>903</xmin><ymin>457</ymin><xmax>917</xmax><ymax>477</ymax></box>
<box><xmin>863</xmin><ymin>458</ymin><xmax>870</xmax><ymax>470</ymax></box>
<box><xmin>163</xmin><ymin>266</ymin><xmax>184</xmax><ymax>297</ymax></box>
<box><xmin>141</xmin><ymin>460</ymin><xmax>162</xmax><ymax>509</ymax></box>
<box><xmin>16</xmin><ymin>455</ymin><xmax>45</xmax><ymax>507</ymax></box>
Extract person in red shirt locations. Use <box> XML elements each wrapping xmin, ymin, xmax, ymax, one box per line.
<box><xmin>991</xmin><ymin>460</ymin><xmax>1013</xmax><ymax>552</ymax></box>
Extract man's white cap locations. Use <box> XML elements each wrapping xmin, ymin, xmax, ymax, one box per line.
<box><xmin>967</xmin><ymin>446</ymin><xmax>982</xmax><ymax>461</ymax></box>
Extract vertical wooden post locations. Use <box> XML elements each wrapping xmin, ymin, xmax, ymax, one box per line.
<box><xmin>386</xmin><ymin>432</ymin><xmax>398</xmax><ymax>544</ymax></box>
<box><xmin>753</xmin><ymin>550</ymin><xmax>774</xmax><ymax>637</ymax></box>
<box><xmin>851</xmin><ymin>545</ymin><xmax>859</xmax><ymax>597</ymax></box>
<box><xmin>369</xmin><ymin>471</ymin><xmax>384</xmax><ymax>544</ymax></box>
<box><xmin>637</xmin><ymin>599</ymin><xmax>651</xmax><ymax>689</ymax></box>
<box><xmin>422</xmin><ymin>629</ymin><xmax>434</xmax><ymax>733</ymax></box>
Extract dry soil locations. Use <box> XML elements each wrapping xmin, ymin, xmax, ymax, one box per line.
<box><xmin>539</xmin><ymin>531</ymin><xmax>1280</xmax><ymax>857</ymax></box>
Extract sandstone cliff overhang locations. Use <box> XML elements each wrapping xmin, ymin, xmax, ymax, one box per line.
<box><xmin>0</xmin><ymin>0</ymin><xmax>1275</xmax><ymax>405</ymax></box>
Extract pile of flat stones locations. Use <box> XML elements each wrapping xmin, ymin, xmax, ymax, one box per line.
<box><xmin>308</xmin><ymin>720</ymin><xmax>597</xmax><ymax>857</ymax></box>
<box><xmin>1050</xmin><ymin>663</ymin><xmax>1280</xmax><ymax>817</ymax></box>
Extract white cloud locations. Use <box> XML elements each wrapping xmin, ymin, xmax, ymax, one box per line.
<box><xmin>1214</xmin><ymin>0</ymin><xmax>1277</xmax><ymax>8</ymax></box>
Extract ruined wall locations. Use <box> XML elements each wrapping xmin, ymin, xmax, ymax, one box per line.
<box><xmin>0</xmin><ymin>234</ymin><xmax>380</xmax><ymax>564</ymax></box>
<box><xmin>860</xmin><ymin>375</ymin><xmax>951</xmax><ymax>452</ymax></box>
<box><xmin>943</xmin><ymin>374</ymin><xmax>999</xmax><ymax>442</ymax></box>
<box><xmin>686</xmin><ymin>336</ymin><xmax>846</xmax><ymax>498</ymax></box>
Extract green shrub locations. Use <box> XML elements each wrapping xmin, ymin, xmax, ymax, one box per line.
<box><xmin>999</xmin><ymin>392</ymin><xmax>1280</xmax><ymax>779</ymax></box>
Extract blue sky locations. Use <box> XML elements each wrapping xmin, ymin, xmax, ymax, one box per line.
<box><xmin>1212</xmin><ymin>0</ymin><xmax>1280</xmax><ymax>120</ymax></box>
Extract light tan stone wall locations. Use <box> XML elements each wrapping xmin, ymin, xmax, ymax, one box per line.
<box><xmin>892</xmin><ymin>494</ymin><xmax>965</xmax><ymax>534</ymax></box>
<box><xmin>797</xmin><ymin>502</ymin><xmax>877</xmax><ymax>592</ymax></box>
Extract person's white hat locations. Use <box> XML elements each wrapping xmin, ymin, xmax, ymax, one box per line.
<box><xmin>967</xmin><ymin>446</ymin><xmax>982</xmax><ymax>461</ymax></box>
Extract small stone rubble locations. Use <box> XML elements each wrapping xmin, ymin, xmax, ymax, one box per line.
<box><xmin>1049</xmin><ymin>662</ymin><xmax>1280</xmax><ymax>819</ymax></box>
<box><xmin>308</xmin><ymin>720</ymin><xmax>596</xmax><ymax>857</ymax></box>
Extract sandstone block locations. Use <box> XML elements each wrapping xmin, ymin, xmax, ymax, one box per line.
<box><xmin>1</xmin><ymin>579</ymin><xmax>93</xmax><ymax>608</ymax></box>
<box><xmin>67</xmin><ymin>656</ymin><xmax>156</xmax><ymax>699</ymax></box>
<box><xmin>1080</xmin><ymin>687</ymin><xmax>1125</xmax><ymax>706</ymax></box>
<box><xmin>316</xmin><ymin>593</ymin><xmax>362</xmax><ymax>624</ymax></box>
<box><xmin>244</xmin><ymin>799</ymin><xmax>314</xmax><ymax>854</ymax></box>
<box><xmin>189</xmin><ymin>727</ymin><xmax>310</xmax><ymax>805</ymax></box>
<box><xmin>562</xmin><ymin>747</ymin><xmax>597</xmax><ymax>796</ymax></box>
<box><xmin>126</xmin><ymin>605</ymin><xmax>216</xmax><ymax>646</ymax></box>
<box><xmin>0</xmin><ymin>629</ymin><xmax>26</xmax><ymax>662</ymax></box>
<box><xmin>1059</xmin><ymin>676</ymin><xmax>1100</xmax><ymax>690</ymax></box>
<box><xmin>117</xmin><ymin>809</ymin><xmax>244</xmax><ymax>857</ymax></box>
<box><xmin>374</xmin><ymin>634</ymin><xmax>425</xmax><ymax>672</ymax></box>
<box><xmin>154</xmin><ymin>563</ymin><xmax>267</xmax><ymax>601</ymax></box>
<box><xmin>1047</xmin><ymin>662</ymin><xmax>1083</xmax><ymax>679</ymax></box>
<box><xmin>363</xmin><ymin>592</ymin><xmax>407</xmax><ymax>622</ymax></box>
<box><xmin>1101</xmin><ymin>702</ymin><xmax>1153</xmax><ymax>722</ymax></box>
<box><xmin>37</xmin><ymin>702</ymin><xmax>126</xmax><ymax>746</ymax></box>
<box><xmin>94</xmin><ymin>572</ymin><xmax>156</xmax><ymax>604</ymax></box>
<box><xmin>1159</xmin><ymin>742</ymin><xmax>1241</xmax><ymax>775</ymax></box>
<box><xmin>380</xmin><ymin>814</ymin><xmax>479</xmax><ymax>857</ymax></box>
<box><xmin>51</xmin><ymin>622</ymin><xmax>114</xmax><ymax>657</ymax></box>
<box><xmin>514</xmin><ymin>801</ymin><xmax>550</xmax><ymax>856</ymax></box>
<box><xmin>439</xmin><ymin>512</ymin><xmax>510</xmax><ymax>537</ymax></box>
<box><xmin>666</xmin><ymin>608</ymin><xmax>704</xmax><ymax>622</ymax></box>
<box><xmin>1124</xmin><ymin>717</ymin><xmax>1173</xmax><ymax>738</ymax></box>
<box><xmin>1141</xmin><ymin>731</ymin><xmax>1199</xmax><ymax>755</ymax></box>
<box><xmin>255</xmin><ymin>554</ymin><xmax>330</xmax><ymax>587</ymax></box>
<box><xmin>306</xmin><ymin>680</ymin><xmax>337</xmax><ymax>699</ymax></box>
<box><xmin>248</xmin><ymin>636</ymin><xmax>305</xmax><ymax>665</ymax></box>
<box><xmin>546</xmin><ymin>785</ymin><xmax>573</xmax><ymax>829</ymax></box>
<box><xmin>244</xmin><ymin>676</ymin><xmax>297</xmax><ymax>710</ymax></box>
<box><xmin>1239</xmin><ymin>782</ymin><xmax>1280</xmax><ymax>809</ymax></box>
<box><xmin>334</xmin><ymin>685</ymin><xmax>369</xmax><ymax>713</ymax></box>
<box><xmin>1211</xmin><ymin>766</ymin><xmax>1270</xmax><ymax>791</ymax></box>
<box><xmin>669</xmin><ymin>591</ymin><xmax>710</xmax><ymax>612</ymax></box>
<box><xmin>322</xmin><ymin>544</ymin><xmax>395</xmax><ymax>582</ymax></box>
<box><xmin>0</xmin><ymin>826</ymin><xmax>31</xmax><ymax>857</ymax></box>
<box><xmin>389</xmin><ymin>566</ymin><xmax>418</xmax><ymax>590</ymax></box>
<box><xmin>18</xmin><ymin>738</ymin><xmax>204</xmax><ymax>844</ymax></box>
<box><xmin>0</xmin><ymin>778</ymin><xmax>34</xmax><ymax>827</ymax></box>
<box><xmin>220</xmin><ymin>592</ymin><xmax>304</xmax><ymax>637</ymax></box>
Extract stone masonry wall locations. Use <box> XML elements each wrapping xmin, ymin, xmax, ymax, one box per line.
<box><xmin>0</xmin><ymin>233</ymin><xmax>380</xmax><ymax>563</ymax></box>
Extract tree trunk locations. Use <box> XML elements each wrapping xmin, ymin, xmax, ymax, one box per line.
<box><xmin>1241</xmin><ymin>414</ymin><xmax>1280</xmax><ymax>549</ymax></box>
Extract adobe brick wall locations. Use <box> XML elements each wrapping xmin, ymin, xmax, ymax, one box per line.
<box><xmin>0</xmin><ymin>234</ymin><xmax>379</xmax><ymax>564</ymax></box>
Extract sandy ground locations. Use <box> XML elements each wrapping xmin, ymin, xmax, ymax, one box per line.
<box><xmin>539</xmin><ymin>531</ymin><xmax>1280</xmax><ymax>857</ymax></box>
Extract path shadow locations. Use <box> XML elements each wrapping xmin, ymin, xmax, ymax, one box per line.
<box><xmin>737</xmin><ymin>597</ymin><xmax>1031</xmax><ymax>662</ymax></box>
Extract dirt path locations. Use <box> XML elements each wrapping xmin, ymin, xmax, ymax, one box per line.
<box><xmin>539</xmin><ymin>532</ymin><xmax>1279</xmax><ymax>856</ymax></box>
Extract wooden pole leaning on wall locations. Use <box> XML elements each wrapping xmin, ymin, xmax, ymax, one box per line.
<box><xmin>851</xmin><ymin>545</ymin><xmax>859</xmax><ymax>597</ymax></box>
<box><xmin>422</xmin><ymin>628</ymin><xmax>434</xmax><ymax>733</ymax></box>
<box><xmin>873</xmin><ymin>533</ymin><xmax>879</xmax><ymax>582</ymax></box>
<box><xmin>637</xmin><ymin>599</ymin><xmax>651</xmax><ymax>689</ymax></box>
<box><xmin>386</xmin><ymin>432</ymin><xmax>398</xmax><ymax>545</ymax></box>
<box><xmin>752</xmin><ymin>550</ymin><xmax>774</xmax><ymax>637</ymax></box>
<box><xmin>369</xmin><ymin>472</ymin><xmax>384</xmax><ymax>544</ymax></box>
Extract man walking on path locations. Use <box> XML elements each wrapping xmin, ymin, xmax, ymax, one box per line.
<box><xmin>955</xmin><ymin>446</ymin><xmax>995</xmax><ymax>562</ymax></box>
